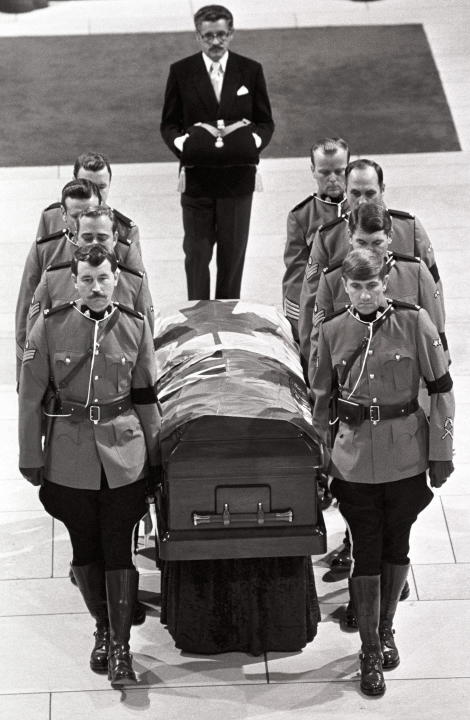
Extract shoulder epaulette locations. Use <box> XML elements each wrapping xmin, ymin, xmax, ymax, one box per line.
<box><xmin>319</xmin><ymin>215</ymin><xmax>347</xmax><ymax>233</ymax></box>
<box><xmin>392</xmin><ymin>299</ymin><xmax>420</xmax><ymax>311</ymax></box>
<box><xmin>44</xmin><ymin>201</ymin><xmax>61</xmax><ymax>212</ymax></box>
<box><xmin>392</xmin><ymin>252</ymin><xmax>420</xmax><ymax>263</ymax></box>
<box><xmin>117</xmin><ymin>262</ymin><xmax>144</xmax><ymax>278</ymax></box>
<box><xmin>323</xmin><ymin>305</ymin><xmax>350</xmax><ymax>322</ymax></box>
<box><xmin>389</xmin><ymin>208</ymin><xmax>414</xmax><ymax>220</ymax></box>
<box><xmin>114</xmin><ymin>302</ymin><xmax>144</xmax><ymax>319</ymax></box>
<box><xmin>324</xmin><ymin>260</ymin><xmax>343</xmax><ymax>275</ymax></box>
<box><xmin>291</xmin><ymin>194</ymin><xmax>313</xmax><ymax>213</ymax></box>
<box><xmin>113</xmin><ymin>208</ymin><xmax>136</xmax><ymax>228</ymax></box>
<box><xmin>37</xmin><ymin>229</ymin><xmax>67</xmax><ymax>245</ymax></box>
<box><xmin>44</xmin><ymin>301</ymin><xmax>75</xmax><ymax>317</ymax></box>
<box><xmin>46</xmin><ymin>261</ymin><xmax>72</xmax><ymax>272</ymax></box>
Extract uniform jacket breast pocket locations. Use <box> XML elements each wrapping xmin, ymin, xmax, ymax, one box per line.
<box><xmin>332</xmin><ymin>351</ymin><xmax>356</xmax><ymax>390</ymax></box>
<box><xmin>383</xmin><ymin>346</ymin><xmax>416</xmax><ymax>391</ymax></box>
<box><xmin>105</xmin><ymin>353</ymin><xmax>133</xmax><ymax>393</ymax></box>
<box><xmin>53</xmin><ymin>351</ymin><xmax>86</xmax><ymax>386</ymax></box>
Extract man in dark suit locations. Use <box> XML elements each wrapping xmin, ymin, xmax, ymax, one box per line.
<box><xmin>160</xmin><ymin>4</ymin><xmax>274</xmax><ymax>300</ymax></box>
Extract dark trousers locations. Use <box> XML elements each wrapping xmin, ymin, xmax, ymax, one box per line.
<box><xmin>39</xmin><ymin>479</ymin><xmax>147</xmax><ymax>571</ymax></box>
<box><xmin>331</xmin><ymin>473</ymin><xmax>433</xmax><ymax>576</ymax></box>
<box><xmin>181</xmin><ymin>193</ymin><xmax>253</xmax><ymax>300</ymax></box>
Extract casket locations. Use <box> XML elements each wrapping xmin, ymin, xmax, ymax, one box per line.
<box><xmin>154</xmin><ymin>300</ymin><xmax>326</xmax><ymax>561</ymax></box>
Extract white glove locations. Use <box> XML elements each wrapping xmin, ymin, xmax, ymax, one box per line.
<box><xmin>174</xmin><ymin>134</ymin><xmax>189</xmax><ymax>152</ymax></box>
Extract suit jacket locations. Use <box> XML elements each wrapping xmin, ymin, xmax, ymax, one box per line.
<box><xmin>160</xmin><ymin>51</ymin><xmax>274</xmax><ymax>197</ymax></box>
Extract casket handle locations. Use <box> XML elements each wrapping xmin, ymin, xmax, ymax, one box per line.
<box><xmin>192</xmin><ymin>504</ymin><xmax>293</xmax><ymax>527</ymax></box>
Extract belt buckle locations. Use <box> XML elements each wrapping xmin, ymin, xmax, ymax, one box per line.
<box><xmin>370</xmin><ymin>405</ymin><xmax>380</xmax><ymax>424</ymax></box>
<box><xmin>89</xmin><ymin>405</ymin><xmax>100</xmax><ymax>423</ymax></box>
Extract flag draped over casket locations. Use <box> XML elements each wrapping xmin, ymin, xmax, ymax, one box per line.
<box><xmin>154</xmin><ymin>300</ymin><xmax>326</xmax><ymax>560</ymax></box>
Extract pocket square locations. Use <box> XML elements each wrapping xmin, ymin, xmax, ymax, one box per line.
<box><xmin>237</xmin><ymin>85</ymin><xmax>249</xmax><ymax>96</ymax></box>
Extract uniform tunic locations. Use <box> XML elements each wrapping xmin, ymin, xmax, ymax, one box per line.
<box><xmin>18</xmin><ymin>303</ymin><xmax>160</xmax><ymax>489</ymax></box>
<box><xmin>282</xmin><ymin>193</ymin><xmax>347</xmax><ymax>338</ymax></box>
<box><xmin>308</xmin><ymin>252</ymin><xmax>448</xmax><ymax>383</ymax></box>
<box><xmin>299</xmin><ymin>210</ymin><xmax>443</xmax><ymax>366</ymax></box>
<box><xmin>311</xmin><ymin>302</ymin><xmax>454</xmax><ymax>484</ymax></box>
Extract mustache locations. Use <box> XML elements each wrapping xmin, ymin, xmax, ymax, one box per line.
<box><xmin>89</xmin><ymin>291</ymin><xmax>106</xmax><ymax>298</ymax></box>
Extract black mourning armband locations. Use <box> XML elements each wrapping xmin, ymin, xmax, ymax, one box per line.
<box><xmin>429</xmin><ymin>263</ymin><xmax>440</xmax><ymax>284</ymax></box>
<box><xmin>425</xmin><ymin>371</ymin><xmax>453</xmax><ymax>395</ymax></box>
<box><xmin>439</xmin><ymin>332</ymin><xmax>448</xmax><ymax>352</ymax></box>
<box><xmin>131</xmin><ymin>386</ymin><xmax>157</xmax><ymax>404</ymax></box>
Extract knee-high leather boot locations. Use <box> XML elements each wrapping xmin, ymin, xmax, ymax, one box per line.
<box><xmin>71</xmin><ymin>563</ymin><xmax>109</xmax><ymax>673</ymax></box>
<box><xmin>106</xmin><ymin>568</ymin><xmax>138</xmax><ymax>687</ymax></box>
<box><xmin>349</xmin><ymin>575</ymin><xmax>385</xmax><ymax>696</ymax></box>
<box><xmin>380</xmin><ymin>562</ymin><xmax>409</xmax><ymax>669</ymax></box>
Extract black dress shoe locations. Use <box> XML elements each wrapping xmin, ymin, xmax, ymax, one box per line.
<box><xmin>330</xmin><ymin>546</ymin><xmax>352</xmax><ymax>570</ymax></box>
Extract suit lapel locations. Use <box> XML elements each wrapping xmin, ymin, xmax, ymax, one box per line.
<box><xmin>193</xmin><ymin>54</ymin><xmax>219</xmax><ymax>118</ymax></box>
<box><xmin>218</xmin><ymin>53</ymin><xmax>242</xmax><ymax>119</ymax></box>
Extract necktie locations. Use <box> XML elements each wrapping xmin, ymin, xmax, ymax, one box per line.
<box><xmin>210</xmin><ymin>62</ymin><xmax>223</xmax><ymax>102</ymax></box>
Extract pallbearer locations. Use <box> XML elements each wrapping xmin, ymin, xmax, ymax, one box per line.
<box><xmin>311</xmin><ymin>248</ymin><xmax>454</xmax><ymax>697</ymax></box>
<box><xmin>18</xmin><ymin>246</ymin><xmax>160</xmax><ymax>688</ymax></box>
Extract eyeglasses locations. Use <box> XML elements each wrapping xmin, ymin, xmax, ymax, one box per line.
<box><xmin>199</xmin><ymin>31</ymin><xmax>231</xmax><ymax>42</ymax></box>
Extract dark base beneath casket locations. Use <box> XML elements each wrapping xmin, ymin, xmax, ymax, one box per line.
<box><xmin>161</xmin><ymin>556</ymin><xmax>320</xmax><ymax>656</ymax></box>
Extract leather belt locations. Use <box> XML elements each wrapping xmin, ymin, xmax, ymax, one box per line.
<box><xmin>340</xmin><ymin>397</ymin><xmax>419</xmax><ymax>425</ymax></box>
<box><xmin>60</xmin><ymin>396</ymin><xmax>132</xmax><ymax>423</ymax></box>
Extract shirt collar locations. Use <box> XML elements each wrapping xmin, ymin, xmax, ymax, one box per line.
<box><xmin>202</xmin><ymin>51</ymin><xmax>229</xmax><ymax>74</ymax></box>
<box><xmin>78</xmin><ymin>303</ymin><xmax>114</xmax><ymax>320</ymax></box>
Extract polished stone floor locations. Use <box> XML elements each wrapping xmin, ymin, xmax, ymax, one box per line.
<box><xmin>1</xmin><ymin>1</ymin><xmax>469</xmax><ymax>718</ymax></box>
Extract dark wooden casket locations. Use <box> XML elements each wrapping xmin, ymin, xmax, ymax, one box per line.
<box><xmin>154</xmin><ymin>300</ymin><xmax>326</xmax><ymax>561</ymax></box>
